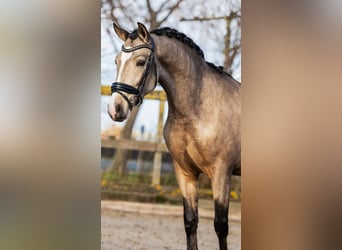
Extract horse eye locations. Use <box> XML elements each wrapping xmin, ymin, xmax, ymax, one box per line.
<box><xmin>136</xmin><ymin>60</ymin><xmax>146</xmax><ymax>67</ymax></box>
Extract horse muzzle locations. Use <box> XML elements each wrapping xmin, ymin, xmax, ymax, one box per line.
<box><xmin>108</xmin><ymin>94</ymin><xmax>130</xmax><ymax>122</ymax></box>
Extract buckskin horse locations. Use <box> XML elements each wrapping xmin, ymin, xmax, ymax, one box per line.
<box><xmin>107</xmin><ymin>22</ymin><xmax>241</xmax><ymax>250</ymax></box>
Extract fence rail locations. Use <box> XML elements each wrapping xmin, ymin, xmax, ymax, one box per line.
<box><xmin>101</xmin><ymin>138</ymin><xmax>168</xmax><ymax>153</ymax></box>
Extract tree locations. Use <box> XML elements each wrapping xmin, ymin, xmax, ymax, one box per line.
<box><xmin>180</xmin><ymin>5</ymin><xmax>241</xmax><ymax>75</ymax></box>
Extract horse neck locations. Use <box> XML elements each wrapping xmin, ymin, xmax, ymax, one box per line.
<box><xmin>152</xmin><ymin>35</ymin><xmax>204</xmax><ymax>116</ymax></box>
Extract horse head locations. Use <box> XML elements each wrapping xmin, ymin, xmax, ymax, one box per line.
<box><xmin>108</xmin><ymin>22</ymin><xmax>158</xmax><ymax>122</ymax></box>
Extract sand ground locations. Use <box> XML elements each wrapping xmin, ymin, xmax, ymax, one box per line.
<box><xmin>101</xmin><ymin>200</ymin><xmax>241</xmax><ymax>250</ymax></box>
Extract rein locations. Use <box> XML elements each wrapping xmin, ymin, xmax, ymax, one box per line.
<box><xmin>111</xmin><ymin>39</ymin><xmax>157</xmax><ymax>110</ymax></box>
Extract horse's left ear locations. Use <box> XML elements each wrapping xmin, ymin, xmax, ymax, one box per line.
<box><xmin>137</xmin><ymin>22</ymin><xmax>150</xmax><ymax>43</ymax></box>
<box><xmin>113</xmin><ymin>22</ymin><xmax>129</xmax><ymax>41</ymax></box>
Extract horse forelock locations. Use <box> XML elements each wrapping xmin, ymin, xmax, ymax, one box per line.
<box><xmin>128</xmin><ymin>29</ymin><xmax>138</xmax><ymax>40</ymax></box>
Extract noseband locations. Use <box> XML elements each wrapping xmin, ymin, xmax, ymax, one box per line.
<box><xmin>111</xmin><ymin>39</ymin><xmax>157</xmax><ymax>110</ymax></box>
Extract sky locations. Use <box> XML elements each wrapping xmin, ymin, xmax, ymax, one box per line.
<box><xmin>101</xmin><ymin>0</ymin><xmax>241</xmax><ymax>134</ymax></box>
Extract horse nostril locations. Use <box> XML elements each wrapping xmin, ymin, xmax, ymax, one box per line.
<box><xmin>115</xmin><ymin>105</ymin><xmax>121</xmax><ymax>113</ymax></box>
<box><xmin>115</xmin><ymin>104</ymin><xmax>123</xmax><ymax>119</ymax></box>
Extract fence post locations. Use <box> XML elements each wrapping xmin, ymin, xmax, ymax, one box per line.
<box><xmin>152</xmin><ymin>99</ymin><xmax>165</xmax><ymax>185</ymax></box>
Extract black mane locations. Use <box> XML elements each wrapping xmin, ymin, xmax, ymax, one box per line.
<box><xmin>151</xmin><ymin>27</ymin><xmax>205</xmax><ymax>58</ymax></box>
<box><xmin>151</xmin><ymin>27</ymin><xmax>230</xmax><ymax>76</ymax></box>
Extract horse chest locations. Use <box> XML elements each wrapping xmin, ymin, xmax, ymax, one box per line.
<box><xmin>164</xmin><ymin>121</ymin><xmax>218</xmax><ymax>177</ymax></box>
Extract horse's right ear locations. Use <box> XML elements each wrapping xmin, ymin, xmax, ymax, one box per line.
<box><xmin>113</xmin><ymin>22</ymin><xmax>129</xmax><ymax>41</ymax></box>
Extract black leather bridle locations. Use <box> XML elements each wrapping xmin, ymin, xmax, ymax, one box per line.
<box><xmin>111</xmin><ymin>38</ymin><xmax>157</xmax><ymax>110</ymax></box>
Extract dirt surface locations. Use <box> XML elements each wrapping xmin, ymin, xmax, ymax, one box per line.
<box><xmin>101</xmin><ymin>200</ymin><xmax>241</xmax><ymax>250</ymax></box>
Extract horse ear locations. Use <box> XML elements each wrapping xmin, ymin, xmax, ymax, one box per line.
<box><xmin>137</xmin><ymin>22</ymin><xmax>150</xmax><ymax>43</ymax></box>
<box><xmin>113</xmin><ymin>22</ymin><xmax>128</xmax><ymax>41</ymax></box>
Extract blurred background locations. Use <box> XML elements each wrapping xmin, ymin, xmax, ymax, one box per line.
<box><xmin>1</xmin><ymin>0</ymin><xmax>341</xmax><ymax>249</ymax></box>
<box><xmin>100</xmin><ymin>0</ymin><xmax>241</xmax><ymax>204</ymax></box>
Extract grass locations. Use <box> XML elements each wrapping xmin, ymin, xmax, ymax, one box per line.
<box><xmin>101</xmin><ymin>172</ymin><xmax>241</xmax><ymax>204</ymax></box>
<box><xmin>102</xmin><ymin>172</ymin><xmax>178</xmax><ymax>186</ymax></box>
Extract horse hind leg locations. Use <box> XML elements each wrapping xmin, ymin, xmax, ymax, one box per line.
<box><xmin>174</xmin><ymin>162</ymin><xmax>199</xmax><ymax>250</ymax></box>
<box><xmin>212</xmin><ymin>166</ymin><xmax>232</xmax><ymax>250</ymax></box>
<box><xmin>214</xmin><ymin>200</ymin><xmax>229</xmax><ymax>250</ymax></box>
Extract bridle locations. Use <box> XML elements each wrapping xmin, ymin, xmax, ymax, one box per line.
<box><xmin>111</xmin><ymin>38</ymin><xmax>157</xmax><ymax>110</ymax></box>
